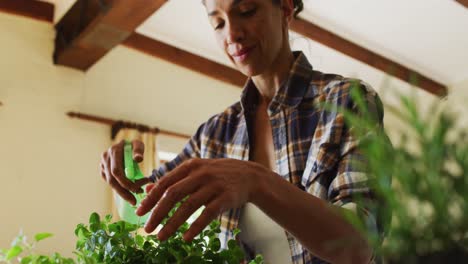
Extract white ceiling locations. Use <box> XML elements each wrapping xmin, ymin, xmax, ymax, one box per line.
<box><xmin>299</xmin><ymin>0</ymin><xmax>468</xmax><ymax>86</ymax></box>
<box><xmin>45</xmin><ymin>0</ymin><xmax>468</xmax><ymax>93</ymax></box>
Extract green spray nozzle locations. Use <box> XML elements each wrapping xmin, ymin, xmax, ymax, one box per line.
<box><xmin>121</xmin><ymin>141</ymin><xmax>150</xmax><ymax>223</ymax></box>
<box><xmin>123</xmin><ymin>140</ymin><xmax>145</xmax><ymax>182</ymax></box>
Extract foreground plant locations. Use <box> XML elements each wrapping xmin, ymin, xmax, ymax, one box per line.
<box><xmin>0</xmin><ymin>232</ymin><xmax>74</xmax><ymax>264</ymax></box>
<box><xmin>1</xmin><ymin>211</ymin><xmax>264</xmax><ymax>264</ymax></box>
<box><xmin>74</xmin><ymin>212</ymin><xmax>262</xmax><ymax>264</ymax></box>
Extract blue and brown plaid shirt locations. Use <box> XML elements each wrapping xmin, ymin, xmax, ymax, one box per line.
<box><xmin>150</xmin><ymin>51</ymin><xmax>384</xmax><ymax>264</ymax></box>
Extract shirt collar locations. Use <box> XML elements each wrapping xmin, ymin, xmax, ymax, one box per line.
<box><xmin>240</xmin><ymin>51</ymin><xmax>316</xmax><ymax>114</ymax></box>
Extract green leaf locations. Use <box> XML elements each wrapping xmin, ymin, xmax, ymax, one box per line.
<box><xmin>209</xmin><ymin>220</ymin><xmax>220</xmax><ymax>230</ymax></box>
<box><xmin>89</xmin><ymin>212</ymin><xmax>100</xmax><ymax>225</ymax></box>
<box><xmin>104</xmin><ymin>214</ymin><xmax>113</xmax><ymax>223</ymax></box>
<box><xmin>232</xmin><ymin>247</ymin><xmax>245</xmax><ymax>262</ymax></box>
<box><xmin>89</xmin><ymin>223</ymin><xmax>100</xmax><ymax>233</ymax></box>
<box><xmin>20</xmin><ymin>256</ymin><xmax>32</xmax><ymax>264</ymax></box>
<box><xmin>168</xmin><ymin>247</ymin><xmax>183</xmax><ymax>262</ymax></box>
<box><xmin>34</xmin><ymin>233</ymin><xmax>53</xmax><ymax>242</ymax></box>
<box><xmin>249</xmin><ymin>254</ymin><xmax>264</xmax><ymax>264</ymax></box>
<box><xmin>6</xmin><ymin>245</ymin><xmax>23</xmax><ymax>260</ymax></box>
<box><xmin>108</xmin><ymin>223</ymin><xmax>120</xmax><ymax>233</ymax></box>
<box><xmin>232</xmin><ymin>228</ymin><xmax>241</xmax><ymax>237</ymax></box>
<box><xmin>209</xmin><ymin>238</ymin><xmax>221</xmax><ymax>252</ymax></box>
<box><xmin>135</xmin><ymin>235</ymin><xmax>145</xmax><ymax>248</ymax></box>
<box><xmin>227</xmin><ymin>239</ymin><xmax>237</xmax><ymax>250</ymax></box>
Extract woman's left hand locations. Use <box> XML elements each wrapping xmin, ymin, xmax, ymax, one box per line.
<box><xmin>135</xmin><ymin>158</ymin><xmax>268</xmax><ymax>242</ymax></box>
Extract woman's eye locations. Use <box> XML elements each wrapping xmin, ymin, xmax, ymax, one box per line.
<box><xmin>240</xmin><ymin>8</ymin><xmax>256</xmax><ymax>17</ymax></box>
<box><xmin>214</xmin><ymin>21</ymin><xmax>224</xmax><ymax>30</ymax></box>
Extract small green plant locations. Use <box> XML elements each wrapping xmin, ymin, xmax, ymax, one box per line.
<box><xmin>2</xmin><ymin>209</ymin><xmax>264</xmax><ymax>264</ymax></box>
<box><xmin>0</xmin><ymin>232</ymin><xmax>74</xmax><ymax>264</ymax></box>
<box><xmin>3</xmin><ymin>145</ymin><xmax>265</xmax><ymax>264</ymax></box>
<box><xmin>74</xmin><ymin>211</ymin><xmax>262</xmax><ymax>264</ymax></box>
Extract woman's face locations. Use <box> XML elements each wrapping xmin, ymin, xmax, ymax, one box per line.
<box><xmin>204</xmin><ymin>0</ymin><xmax>289</xmax><ymax>77</ymax></box>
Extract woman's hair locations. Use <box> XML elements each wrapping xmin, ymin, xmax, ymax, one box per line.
<box><xmin>272</xmin><ymin>0</ymin><xmax>304</xmax><ymax>18</ymax></box>
<box><xmin>201</xmin><ymin>0</ymin><xmax>304</xmax><ymax>18</ymax></box>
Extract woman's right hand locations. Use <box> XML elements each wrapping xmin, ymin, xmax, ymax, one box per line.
<box><xmin>100</xmin><ymin>139</ymin><xmax>152</xmax><ymax>205</ymax></box>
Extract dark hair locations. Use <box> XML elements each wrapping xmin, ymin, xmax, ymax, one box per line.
<box><xmin>272</xmin><ymin>0</ymin><xmax>304</xmax><ymax>18</ymax></box>
<box><xmin>201</xmin><ymin>0</ymin><xmax>304</xmax><ymax>18</ymax></box>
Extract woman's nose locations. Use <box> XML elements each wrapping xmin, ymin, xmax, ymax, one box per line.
<box><xmin>225</xmin><ymin>21</ymin><xmax>245</xmax><ymax>44</ymax></box>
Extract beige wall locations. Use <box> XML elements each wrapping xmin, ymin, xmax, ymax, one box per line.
<box><xmin>0</xmin><ymin>12</ymin><xmax>240</xmax><ymax>256</ymax></box>
<box><xmin>0</xmin><ymin>13</ymin><xmax>109</xmax><ymax>256</ymax></box>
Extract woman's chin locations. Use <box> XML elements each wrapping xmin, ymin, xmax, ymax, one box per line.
<box><xmin>236</xmin><ymin>64</ymin><xmax>263</xmax><ymax>78</ymax></box>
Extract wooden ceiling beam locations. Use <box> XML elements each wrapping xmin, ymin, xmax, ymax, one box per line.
<box><xmin>456</xmin><ymin>0</ymin><xmax>468</xmax><ymax>9</ymax></box>
<box><xmin>54</xmin><ymin>0</ymin><xmax>167</xmax><ymax>71</ymax></box>
<box><xmin>0</xmin><ymin>0</ymin><xmax>53</xmax><ymax>22</ymax></box>
<box><xmin>0</xmin><ymin>0</ymin><xmax>245</xmax><ymax>87</ymax></box>
<box><xmin>290</xmin><ymin>18</ymin><xmax>448</xmax><ymax>97</ymax></box>
<box><xmin>123</xmin><ymin>33</ymin><xmax>247</xmax><ymax>87</ymax></box>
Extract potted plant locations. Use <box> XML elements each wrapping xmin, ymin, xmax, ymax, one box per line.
<box><xmin>1</xmin><ymin>208</ymin><xmax>264</xmax><ymax>263</ymax></box>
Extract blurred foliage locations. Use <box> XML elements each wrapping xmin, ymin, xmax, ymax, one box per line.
<box><xmin>342</xmin><ymin>84</ymin><xmax>468</xmax><ymax>262</ymax></box>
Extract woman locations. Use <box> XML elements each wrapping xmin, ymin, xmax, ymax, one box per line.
<box><xmin>100</xmin><ymin>0</ymin><xmax>384</xmax><ymax>263</ymax></box>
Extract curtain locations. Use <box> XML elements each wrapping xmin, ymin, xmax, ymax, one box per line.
<box><xmin>111</xmin><ymin>121</ymin><xmax>159</xmax><ymax>224</ymax></box>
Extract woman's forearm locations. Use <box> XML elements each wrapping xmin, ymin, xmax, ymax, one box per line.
<box><xmin>250</xmin><ymin>169</ymin><xmax>372</xmax><ymax>264</ymax></box>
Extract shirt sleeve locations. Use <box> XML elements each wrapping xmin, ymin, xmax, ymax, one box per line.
<box><xmin>327</xmin><ymin>80</ymin><xmax>390</xmax><ymax>241</ymax></box>
<box><xmin>149</xmin><ymin>122</ymin><xmax>206</xmax><ymax>182</ymax></box>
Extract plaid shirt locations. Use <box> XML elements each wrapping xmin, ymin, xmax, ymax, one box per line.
<box><xmin>150</xmin><ymin>51</ymin><xmax>384</xmax><ymax>264</ymax></box>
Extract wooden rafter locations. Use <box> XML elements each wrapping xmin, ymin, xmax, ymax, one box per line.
<box><xmin>53</xmin><ymin>0</ymin><xmax>167</xmax><ymax>71</ymax></box>
<box><xmin>0</xmin><ymin>0</ymin><xmax>53</xmax><ymax>22</ymax></box>
<box><xmin>456</xmin><ymin>0</ymin><xmax>468</xmax><ymax>9</ymax></box>
<box><xmin>290</xmin><ymin>18</ymin><xmax>448</xmax><ymax>97</ymax></box>
<box><xmin>123</xmin><ymin>33</ymin><xmax>246</xmax><ymax>87</ymax></box>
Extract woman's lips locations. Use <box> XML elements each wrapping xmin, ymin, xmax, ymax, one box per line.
<box><xmin>231</xmin><ymin>46</ymin><xmax>255</xmax><ymax>63</ymax></box>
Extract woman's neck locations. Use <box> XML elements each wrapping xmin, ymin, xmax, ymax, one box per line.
<box><xmin>251</xmin><ymin>48</ymin><xmax>295</xmax><ymax>105</ymax></box>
